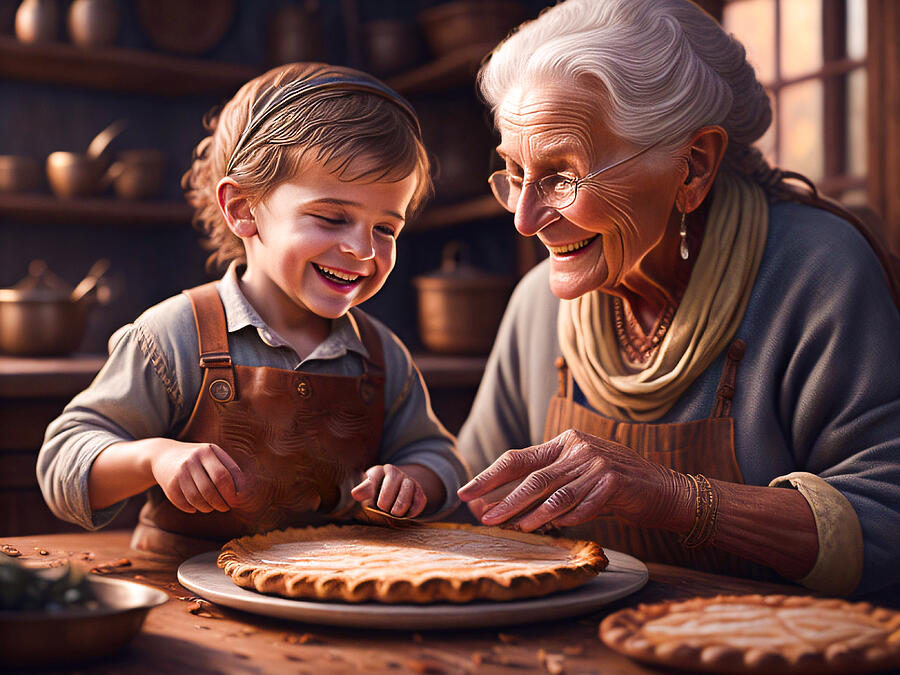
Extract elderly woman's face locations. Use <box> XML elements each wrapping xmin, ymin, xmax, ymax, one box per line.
<box><xmin>495</xmin><ymin>81</ymin><xmax>682</xmax><ymax>299</ymax></box>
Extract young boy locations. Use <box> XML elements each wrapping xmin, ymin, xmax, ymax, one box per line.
<box><xmin>37</xmin><ymin>63</ymin><xmax>469</xmax><ymax>558</ymax></box>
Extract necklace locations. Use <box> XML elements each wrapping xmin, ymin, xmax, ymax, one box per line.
<box><xmin>612</xmin><ymin>297</ymin><xmax>675</xmax><ymax>364</ymax></box>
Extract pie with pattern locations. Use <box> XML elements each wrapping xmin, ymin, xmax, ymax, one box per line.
<box><xmin>600</xmin><ymin>594</ymin><xmax>900</xmax><ymax>674</ymax></box>
<box><xmin>217</xmin><ymin>522</ymin><xmax>607</xmax><ymax>603</ymax></box>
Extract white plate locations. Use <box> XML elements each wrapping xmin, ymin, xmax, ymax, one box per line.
<box><xmin>177</xmin><ymin>549</ymin><xmax>648</xmax><ymax>630</ymax></box>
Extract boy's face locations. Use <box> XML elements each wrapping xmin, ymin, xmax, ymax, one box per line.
<box><xmin>241</xmin><ymin>161</ymin><xmax>417</xmax><ymax>321</ymax></box>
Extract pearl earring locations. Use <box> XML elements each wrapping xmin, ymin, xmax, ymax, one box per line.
<box><xmin>679</xmin><ymin>210</ymin><xmax>689</xmax><ymax>260</ymax></box>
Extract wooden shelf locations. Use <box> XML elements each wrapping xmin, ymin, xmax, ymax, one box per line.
<box><xmin>0</xmin><ymin>353</ymin><xmax>486</xmax><ymax>398</ymax></box>
<box><xmin>0</xmin><ymin>354</ymin><xmax>107</xmax><ymax>398</ymax></box>
<box><xmin>0</xmin><ymin>193</ymin><xmax>192</xmax><ymax>227</ymax></box>
<box><xmin>385</xmin><ymin>42</ymin><xmax>496</xmax><ymax>95</ymax></box>
<box><xmin>411</xmin><ymin>194</ymin><xmax>507</xmax><ymax>233</ymax></box>
<box><xmin>0</xmin><ymin>36</ymin><xmax>258</xmax><ymax>97</ymax></box>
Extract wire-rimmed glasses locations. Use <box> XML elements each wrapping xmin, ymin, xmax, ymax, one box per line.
<box><xmin>487</xmin><ymin>142</ymin><xmax>660</xmax><ymax>213</ymax></box>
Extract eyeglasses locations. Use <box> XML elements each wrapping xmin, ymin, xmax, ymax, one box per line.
<box><xmin>487</xmin><ymin>142</ymin><xmax>660</xmax><ymax>213</ymax></box>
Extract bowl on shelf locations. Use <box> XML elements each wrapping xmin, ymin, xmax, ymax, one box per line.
<box><xmin>0</xmin><ymin>155</ymin><xmax>41</xmax><ymax>193</ymax></box>
<box><xmin>67</xmin><ymin>0</ymin><xmax>121</xmax><ymax>48</ymax></box>
<box><xmin>110</xmin><ymin>149</ymin><xmax>166</xmax><ymax>200</ymax></box>
<box><xmin>413</xmin><ymin>242</ymin><xmax>515</xmax><ymax>355</ymax></box>
<box><xmin>362</xmin><ymin>19</ymin><xmax>425</xmax><ymax>77</ymax></box>
<box><xmin>137</xmin><ymin>0</ymin><xmax>234</xmax><ymax>55</ymax></box>
<box><xmin>45</xmin><ymin>151</ymin><xmax>111</xmax><ymax>198</ymax></box>
<box><xmin>417</xmin><ymin>0</ymin><xmax>528</xmax><ymax>58</ymax></box>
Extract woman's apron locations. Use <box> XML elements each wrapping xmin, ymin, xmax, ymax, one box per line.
<box><xmin>544</xmin><ymin>340</ymin><xmax>778</xmax><ymax>581</ymax></box>
<box><xmin>131</xmin><ymin>282</ymin><xmax>384</xmax><ymax>558</ymax></box>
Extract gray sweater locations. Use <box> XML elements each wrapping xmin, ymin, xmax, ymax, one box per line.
<box><xmin>459</xmin><ymin>201</ymin><xmax>900</xmax><ymax>599</ymax></box>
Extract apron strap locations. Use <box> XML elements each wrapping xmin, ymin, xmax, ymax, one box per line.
<box><xmin>711</xmin><ymin>339</ymin><xmax>746</xmax><ymax>419</ymax></box>
<box><xmin>349</xmin><ymin>308</ymin><xmax>386</xmax><ymax>376</ymax></box>
<box><xmin>183</xmin><ymin>283</ymin><xmax>237</xmax><ymax>403</ymax></box>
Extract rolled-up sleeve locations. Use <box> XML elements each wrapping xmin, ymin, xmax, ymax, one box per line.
<box><xmin>37</xmin><ymin>323</ymin><xmax>180</xmax><ymax>530</ymax></box>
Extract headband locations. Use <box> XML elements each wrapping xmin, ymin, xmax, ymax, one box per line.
<box><xmin>225</xmin><ymin>76</ymin><xmax>422</xmax><ymax>175</ymax></box>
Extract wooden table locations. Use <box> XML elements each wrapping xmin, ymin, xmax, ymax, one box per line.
<box><xmin>1</xmin><ymin>530</ymin><xmax>814</xmax><ymax>674</ymax></box>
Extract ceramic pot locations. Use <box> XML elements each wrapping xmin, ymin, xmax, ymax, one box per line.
<box><xmin>266</xmin><ymin>4</ymin><xmax>324</xmax><ymax>65</ymax></box>
<box><xmin>362</xmin><ymin>19</ymin><xmax>423</xmax><ymax>77</ymax></box>
<box><xmin>0</xmin><ymin>155</ymin><xmax>40</xmax><ymax>193</ymax></box>
<box><xmin>0</xmin><ymin>259</ymin><xmax>110</xmax><ymax>356</ymax></box>
<box><xmin>412</xmin><ymin>242</ymin><xmax>514</xmax><ymax>355</ymax></box>
<box><xmin>45</xmin><ymin>152</ymin><xmax>110</xmax><ymax>198</ymax></box>
<box><xmin>67</xmin><ymin>0</ymin><xmax>120</xmax><ymax>47</ymax></box>
<box><xmin>110</xmin><ymin>149</ymin><xmax>166</xmax><ymax>200</ymax></box>
<box><xmin>14</xmin><ymin>0</ymin><xmax>59</xmax><ymax>43</ymax></box>
<box><xmin>417</xmin><ymin>0</ymin><xmax>527</xmax><ymax>57</ymax></box>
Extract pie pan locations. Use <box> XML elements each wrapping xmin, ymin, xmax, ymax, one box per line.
<box><xmin>0</xmin><ymin>576</ymin><xmax>168</xmax><ymax>668</ymax></box>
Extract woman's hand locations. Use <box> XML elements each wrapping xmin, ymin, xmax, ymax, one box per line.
<box><xmin>148</xmin><ymin>440</ymin><xmax>249</xmax><ymax>514</ymax></box>
<box><xmin>351</xmin><ymin>464</ymin><xmax>428</xmax><ymax>518</ymax></box>
<box><xmin>457</xmin><ymin>429</ymin><xmax>693</xmax><ymax>533</ymax></box>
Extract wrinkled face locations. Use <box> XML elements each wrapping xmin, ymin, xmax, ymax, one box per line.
<box><xmin>243</xmin><ymin>161</ymin><xmax>417</xmax><ymax>320</ymax></box>
<box><xmin>495</xmin><ymin>81</ymin><xmax>682</xmax><ymax>299</ymax></box>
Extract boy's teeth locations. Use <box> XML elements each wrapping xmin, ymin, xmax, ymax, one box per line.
<box><xmin>316</xmin><ymin>265</ymin><xmax>360</xmax><ymax>282</ymax></box>
<box><xmin>548</xmin><ymin>236</ymin><xmax>596</xmax><ymax>255</ymax></box>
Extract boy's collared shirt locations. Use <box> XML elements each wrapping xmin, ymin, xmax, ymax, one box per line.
<box><xmin>38</xmin><ymin>264</ymin><xmax>469</xmax><ymax>530</ymax></box>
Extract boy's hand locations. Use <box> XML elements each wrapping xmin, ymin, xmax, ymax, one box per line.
<box><xmin>350</xmin><ymin>464</ymin><xmax>427</xmax><ymax>518</ymax></box>
<box><xmin>150</xmin><ymin>440</ymin><xmax>247</xmax><ymax>514</ymax></box>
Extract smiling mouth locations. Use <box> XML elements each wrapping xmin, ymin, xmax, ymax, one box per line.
<box><xmin>546</xmin><ymin>235</ymin><xmax>599</xmax><ymax>256</ymax></box>
<box><xmin>313</xmin><ymin>263</ymin><xmax>363</xmax><ymax>285</ymax></box>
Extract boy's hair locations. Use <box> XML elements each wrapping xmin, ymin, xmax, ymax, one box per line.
<box><xmin>182</xmin><ymin>63</ymin><xmax>432</xmax><ymax>272</ymax></box>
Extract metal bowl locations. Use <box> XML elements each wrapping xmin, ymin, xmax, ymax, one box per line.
<box><xmin>0</xmin><ymin>576</ymin><xmax>168</xmax><ymax>668</ymax></box>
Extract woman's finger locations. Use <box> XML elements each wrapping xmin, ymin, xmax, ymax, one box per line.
<box><xmin>511</xmin><ymin>473</ymin><xmax>597</xmax><ymax>531</ymax></box>
<box><xmin>479</xmin><ymin>464</ymin><xmax>569</xmax><ymax>525</ymax></box>
<box><xmin>547</xmin><ymin>477</ymin><xmax>615</xmax><ymax>527</ymax></box>
<box><xmin>457</xmin><ymin>446</ymin><xmax>547</xmax><ymax>500</ymax></box>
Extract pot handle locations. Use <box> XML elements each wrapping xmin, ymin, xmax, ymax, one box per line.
<box><xmin>71</xmin><ymin>258</ymin><xmax>111</xmax><ymax>302</ymax></box>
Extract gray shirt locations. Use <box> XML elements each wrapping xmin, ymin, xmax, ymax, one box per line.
<box><xmin>458</xmin><ymin>201</ymin><xmax>900</xmax><ymax>599</ymax></box>
<box><xmin>38</xmin><ymin>264</ymin><xmax>469</xmax><ymax>529</ymax></box>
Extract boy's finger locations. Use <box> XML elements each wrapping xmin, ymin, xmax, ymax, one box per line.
<box><xmin>350</xmin><ymin>477</ymin><xmax>375</xmax><ymax>502</ymax></box>
<box><xmin>187</xmin><ymin>457</ymin><xmax>230</xmax><ymax>512</ymax></box>
<box><xmin>408</xmin><ymin>486</ymin><xmax>427</xmax><ymax>518</ymax></box>
<box><xmin>178</xmin><ymin>473</ymin><xmax>214</xmax><ymax>513</ymax></box>
<box><xmin>209</xmin><ymin>446</ymin><xmax>242</xmax><ymax>497</ymax></box>
<box><xmin>375</xmin><ymin>467</ymin><xmax>403</xmax><ymax>513</ymax></box>
<box><xmin>391</xmin><ymin>479</ymin><xmax>416</xmax><ymax>516</ymax></box>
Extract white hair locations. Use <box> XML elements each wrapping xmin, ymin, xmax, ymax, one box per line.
<box><xmin>479</xmin><ymin>0</ymin><xmax>771</xmax><ymax>171</ymax></box>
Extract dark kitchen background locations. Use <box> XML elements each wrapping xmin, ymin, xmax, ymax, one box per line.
<box><xmin>1</xmin><ymin>0</ymin><xmax>897</xmax><ymax>535</ymax></box>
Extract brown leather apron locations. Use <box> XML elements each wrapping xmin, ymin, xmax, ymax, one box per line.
<box><xmin>131</xmin><ymin>282</ymin><xmax>384</xmax><ymax>558</ymax></box>
<box><xmin>544</xmin><ymin>340</ymin><xmax>778</xmax><ymax>581</ymax></box>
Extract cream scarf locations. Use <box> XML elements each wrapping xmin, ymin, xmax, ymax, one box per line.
<box><xmin>558</xmin><ymin>169</ymin><xmax>769</xmax><ymax>421</ymax></box>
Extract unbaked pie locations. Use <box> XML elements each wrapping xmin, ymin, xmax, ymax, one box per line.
<box><xmin>217</xmin><ymin>523</ymin><xmax>607</xmax><ymax>604</ymax></box>
<box><xmin>600</xmin><ymin>594</ymin><xmax>900</xmax><ymax>674</ymax></box>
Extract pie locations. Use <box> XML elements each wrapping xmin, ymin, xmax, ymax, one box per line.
<box><xmin>600</xmin><ymin>594</ymin><xmax>900</xmax><ymax>674</ymax></box>
<box><xmin>217</xmin><ymin>522</ymin><xmax>607</xmax><ymax>604</ymax></box>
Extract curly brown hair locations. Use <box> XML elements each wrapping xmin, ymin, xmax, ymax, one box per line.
<box><xmin>182</xmin><ymin>63</ymin><xmax>432</xmax><ymax>273</ymax></box>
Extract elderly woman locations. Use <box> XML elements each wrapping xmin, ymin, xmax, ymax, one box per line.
<box><xmin>456</xmin><ymin>0</ymin><xmax>900</xmax><ymax>601</ymax></box>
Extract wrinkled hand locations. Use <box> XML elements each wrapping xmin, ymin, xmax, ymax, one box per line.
<box><xmin>149</xmin><ymin>440</ymin><xmax>250</xmax><ymax>514</ymax></box>
<box><xmin>350</xmin><ymin>464</ymin><xmax>427</xmax><ymax>518</ymax></box>
<box><xmin>457</xmin><ymin>429</ymin><xmax>687</xmax><ymax>533</ymax></box>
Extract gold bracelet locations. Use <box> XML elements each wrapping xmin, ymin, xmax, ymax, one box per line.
<box><xmin>680</xmin><ymin>473</ymin><xmax>719</xmax><ymax>548</ymax></box>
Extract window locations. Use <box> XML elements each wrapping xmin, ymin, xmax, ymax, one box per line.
<box><xmin>723</xmin><ymin>0</ymin><xmax>867</xmax><ymax>207</ymax></box>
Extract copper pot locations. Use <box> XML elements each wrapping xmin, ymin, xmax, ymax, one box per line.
<box><xmin>417</xmin><ymin>0</ymin><xmax>527</xmax><ymax>57</ymax></box>
<box><xmin>67</xmin><ymin>0</ymin><xmax>120</xmax><ymax>48</ymax></box>
<box><xmin>0</xmin><ymin>155</ymin><xmax>41</xmax><ymax>193</ymax></box>
<box><xmin>110</xmin><ymin>149</ymin><xmax>166</xmax><ymax>200</ymax></box>
<box><xmin>412</xmin><ymin>242</ymin><xmax>514</xmax><ymax>355</ymax></box>
<box><xmin>0</xmin><ymin>259</ymin><xmax>110</xmax><ymax>356</ymax></box>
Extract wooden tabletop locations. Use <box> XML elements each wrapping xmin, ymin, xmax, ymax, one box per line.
<box><xmin>1</xmin><ymin>529</ymin><xmax>812</xmax><ymax>674</ymax></box>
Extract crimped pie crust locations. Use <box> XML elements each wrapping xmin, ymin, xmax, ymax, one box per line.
<box><xmin>600</xmin><ymin>594</ymin><xmax>900</xmax><ymax>675</ymax></box>
<box><xmin>217</xmin><ymin>523</ymin><xmax>607</xmax><ymax>604</ymax></box>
